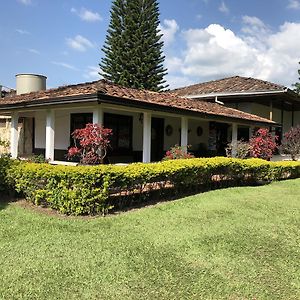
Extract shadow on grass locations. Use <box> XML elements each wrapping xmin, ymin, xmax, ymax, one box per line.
<box><xmin>0</xmin><ymin>191</ymin><xmax>15</xmax><ymax>211</ymax></box>
<box><xmin>109</xmin><ymin>180</ymin><xmax>271</xmax><ymax>215</ymax></box>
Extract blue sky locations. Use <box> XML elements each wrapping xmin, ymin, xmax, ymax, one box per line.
<box><xmin>1</xmin><ymin>0</ymin><xmax>300</xmax><ymax>90</ymax></box>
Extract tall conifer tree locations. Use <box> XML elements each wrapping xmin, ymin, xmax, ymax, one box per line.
<box><xmin>100</xmin><ymin>0</ymin><xmax>168</xmax><ymax>91</ymax></box>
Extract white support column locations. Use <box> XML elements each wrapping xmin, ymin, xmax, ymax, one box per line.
<box><xmin>142</xmin><ymin>112</ymin><xmax>151</xmax><ymax>163</ymax></box>
<box><xmin>93</xmin><ymin>106</ymin><xmax>104</xmax><ymax>125</ymax></box>
<box><xmin>10</xmin><ymin>112</ymin><xmax>19</xmax><ymax>159</ymax></box>
<box><xmin>45</xmin><ymin>109</ymin><xmax>55</xmax><ymax>161</ymax></box>
<box><xmin>181</xmin><ymin>117</ymin><xmax>188</xmax><ymax>151</ymax></box>
<box><xmin>231</xmin><ymin>123</ymin><xmax>238</xmax><ymax>157</ymax></box>
<box><xmin>269</xmin><ymin>100</ymin><xmax>273</xmax><ymax>121</ymax></box>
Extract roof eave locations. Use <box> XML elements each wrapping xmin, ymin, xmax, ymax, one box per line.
<box><xmin>183</xmin><ymin>89</ymin><xmax>287</xmax><ymax>100</ymax></box>
<box><xmin>97</xmin><ymin>92</ymin><xmax>276</xmax><ymax>127</ymax></box>
<box><xmin>0</xmin><ymin>93</ymin><xmax>98</xmax><ymax>110</ymax></box>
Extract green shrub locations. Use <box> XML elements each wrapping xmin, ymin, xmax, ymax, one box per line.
<box><xmin>0</xmin><ymin>154</ymin><xmax>13</xmax><ymax>194</ymax></box>
<box><xmin>7</xmin><ymin>157</ymin><xmax>300</xmax><ymax>215</ymax></box>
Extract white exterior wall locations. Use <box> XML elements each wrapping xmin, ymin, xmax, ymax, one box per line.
<box><xmin>162</xmin><ymin>117</ymin><xmax>209</xmax><ymax>151</ymax></box>
<box><xmin>188</xmin><ymin>119</ymin><xmax>209</xmax><ymax>151</ymax></box>
<box><xmin>55</xmin><ymin>110</ymin><xmax>71</xmax><ymax>149</ymax></box>
<box><xmin>132</xmin><ymin>113</ymin><xmax>143</xmax><ymax>151</ymax></box>
<box><xmin>226</xmin><ymin>102</ymin><xmax>298</xmax><ymax>134</ymax></box>
<box><xmin>226</xmin><ymin>102</ymin><xmax>252</xmax><ymax>113</ymax></box>
<box><xmin>163</xmin><ymin>116</ymin><xmax>180</xmax><ymax>150</ymax></box>
<box><xmin>251</xmin><ymin>103</ymin><xmax>271</xmax><ymax>120</ymax></box>
<box><xmin>34</xmin><ymin>111</ymin><xmax>46</xmax><ymax>149</ymax></box>
<box><xmin>238</xmin><ymin>102</ymin><xmax>252</xmax><ymax>114</ymax></box>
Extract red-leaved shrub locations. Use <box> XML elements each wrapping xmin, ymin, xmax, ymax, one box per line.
<box><xmin>67</xmin><ymin>123</ymin><xmax>112</xmax><ymax>164</ymax></box>
<box><xmin>249</xmin><ymin>128</ymin><xmax>277</xmax><ymax>160</ymax></box>
<box><xmin>163</xmin><ymin>145</ymin><xmax>195</xmax><ymax>160</ymax></box>
<box><xmin>280</xmin><ymin>125</ymin><xmax>300</xmax><ymax>161</ymax></box>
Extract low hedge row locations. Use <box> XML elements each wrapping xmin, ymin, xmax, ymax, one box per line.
<box><xmin>4</xmin><ymin>157</ymin><xmax>300</xmax><ymax>215</ymax></box>
<box><xmin>0</xmin><ymin>154</ymin><xmax>12</xmax><ymax>193</ymax></box>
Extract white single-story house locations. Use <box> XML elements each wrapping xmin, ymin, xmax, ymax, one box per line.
<box><xmin>173</xmin><ymin>76</ymin><xmax>300</xmax><ymax>143</ymax></box>
<box><xmin>0</xmin><ymin>74</ymin><xmax>276</xmax><ymax>163</ymax></box>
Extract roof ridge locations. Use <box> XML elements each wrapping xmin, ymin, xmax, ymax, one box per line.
<box><xmin>172</xmin><ymin>75</ymin><xmax>241</xmax><ymax>92</ymax></box>
<box><xmin>173</xmin><ymin>75</ymin><xmax>285</xmax><ymax>92</ymax></box>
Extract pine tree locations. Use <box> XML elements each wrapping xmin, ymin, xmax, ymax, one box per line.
<box><xmin>292</xmin><ymin>61</ymin><xmax>300</xmax><ymax>94</ymax></box>
<box><xmin>100</xmin><ymin>0</ymin><xmax>168</xmax><ymax>91</ymax></box>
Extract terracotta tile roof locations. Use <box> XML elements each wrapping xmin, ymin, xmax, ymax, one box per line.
<box><xmin>0</xmin><ymin>79</ymin><xmax>274</xmax><ymax>125</ymax></box>
<box><xmin>172</xmin><ymin>76</ymin><xmax>286</xmax><ymax>97</ymax></box>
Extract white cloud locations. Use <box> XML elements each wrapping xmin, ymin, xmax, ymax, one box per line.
<box><xmin>71</xmin><ymin>7</ymin><xmax>102</xmax><ymax>22</ymax></box>
<box><xmin>16</xmin><ymin>29</ymin><xmax>30</xmax><ymax>35</ymax></box>
<box><xmin>241</xmin><ymin>16</ymin><xmax>270</xmax><ymax>49</ymax></box>
<box><xmin>166</xmin><ymin>75</ymin><xmax>194</xmax><ymax>90</ymax></box>
<box><xmin>28</xmin><ymin>48</ymin><xmax>40</xmax><ymax>55</ymax></box>
<box><xmin>219</xmin><ymin>1</ymin><xmax>229</xmax><ymax>14</ymax></box>
<box><xmin>242</xmin><ymin>15</ymin><xmax>266</xmax><ymax>29</ymax></box>
<box><xmin>84</xmin><ymin>66</ymin><xmax>101</xmax><ymax>80</ymax></box>
<box><xmin>17</xmin><ymin>0</ymin><xmax>32</xmax><ymax>5</ymax></box>
<box><xmin>66</xmin><ymin>35</ymin><xmax>95</xmax><ymax>52</ymax></box>
<box><xmin>159</xmin><ymin>19</ymin><xmax>179</xmax><ymax>47</ymax></box>
<box><xmin>287</xmin><ymin>0</ymin><xmax>300</xmax><ymax>9</ymax></box>
<box><xmin>165</xmin><ymin>21</ymin><xmax>300</xmax><ymax>88</ymax></box>
<box><xmin>52</xmin><ymin>61</ymin><xmax>78</xmax><ymax>71</ymax></box>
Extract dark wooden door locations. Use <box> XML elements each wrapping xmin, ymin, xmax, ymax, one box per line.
<box><xmin>151</xmin><ymin>117</ymin><xmax>164</xmax><ymax>162</ymax></box>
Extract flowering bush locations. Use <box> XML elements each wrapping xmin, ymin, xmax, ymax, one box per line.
<box><xmin>280</xmin><ymin>125</ymin><xmax>300</xmax><ymax>161</ymax></box>
<box><xmin>67</xmin><ymin>123</ymin><xmax>112</xmax><ymax>165</ymax></box>
<box><xmin>163</xmin><ymin>145</ymin><xmax>195</xmax><ymax>160</ymax></box>
<box><xmin>249</xmin><ymin>128</ymin><xmax>277</xmax><ymax>160</ymax></box>
<box><xmin>226</xmin><ymin>140</ymin><xmax>251</xmax><ymax>159</ymax></box>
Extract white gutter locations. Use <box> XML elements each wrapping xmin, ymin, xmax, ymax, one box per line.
<box><xmin>214</xmin><ymin>96</ymin><xmax>224</xmax><ymax>105</ymax></box>
<box><xmin>185</xmin><ymin>89</ymin><xmax>287</xmax><ymax>99</ymax></box>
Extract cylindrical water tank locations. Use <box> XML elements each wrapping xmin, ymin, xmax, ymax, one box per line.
<box><xmin>16</xmin><ymin>74</ymin><xmax>47</xmax><ymax>95</ymax></box>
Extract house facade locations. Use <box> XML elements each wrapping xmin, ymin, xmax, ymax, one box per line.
<box><xmin>0</xmin><ymin>75</ymin><xmax>276</xmax><ymax>163</ymax></box>
<box><xmin>173</xmin><ymin>76</ymin><xmax>300</xmax><ymax>143</ymax></box>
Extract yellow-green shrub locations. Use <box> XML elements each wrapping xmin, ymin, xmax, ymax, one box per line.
<box><xmin>7</xmin><ymin>157</ymin><xmax>300</xmax><ymax>215</ymax></box>
<box><xmin>0</xmin><ymin>154</ymin><xmax>13</xmax><ymax>193</ymax></box>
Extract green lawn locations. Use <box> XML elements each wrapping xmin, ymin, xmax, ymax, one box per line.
<box><xmin>0</xmin><ymin>180</ymin><xmax>300</xmax><ymax>300</ymax></box>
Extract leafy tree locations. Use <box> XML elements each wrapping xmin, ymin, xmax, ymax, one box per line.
<box><xmin>292</xmin><ymin>61</ymin><xmax>300</xmax><ymax>94</ymax></box>
<box><xmin>100</xmin><ymin>0</ymin><xmax>168</xmax><ymax>91</ymax></box>
<box><xmin>279</xmin><ymin>125</ymin><xmax>300</xmax><ymax>161</ymax></box>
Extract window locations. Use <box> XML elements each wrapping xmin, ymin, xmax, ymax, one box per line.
<box><xmin>70</xmin><ymin>113</ymin><xmax>92</xmax><ymax>145</ymax></box>
<box><xmin>69</xmin><ymin>112</ymin><xmax>133</xmax><ymax>155</ymax></box>
<box><xmin>104</xmin><ymin>113</ymin><xmax>133</xmax><ymax>154</ymax></box>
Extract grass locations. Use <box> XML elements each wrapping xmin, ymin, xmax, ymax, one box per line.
<box><xmin>0</xmin><ymin>180</ymin><xmax>300</xmax><ymax>300</ymax></box>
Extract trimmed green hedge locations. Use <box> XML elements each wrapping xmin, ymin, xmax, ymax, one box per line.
<box><xmin>0</xmin><ymin>154</ymin><xmax>12</xmax><ymax>194</ymax></box>
<box><xmin>5</xmin><ymin>157</ymin><xmax>300</xmax><ymax>215</ymax></box>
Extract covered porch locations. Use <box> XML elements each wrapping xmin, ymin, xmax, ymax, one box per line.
<box><xmin>8</xmin><ymin>103</ymin><xmax>259</xmax><ymax>164</ymax></box>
